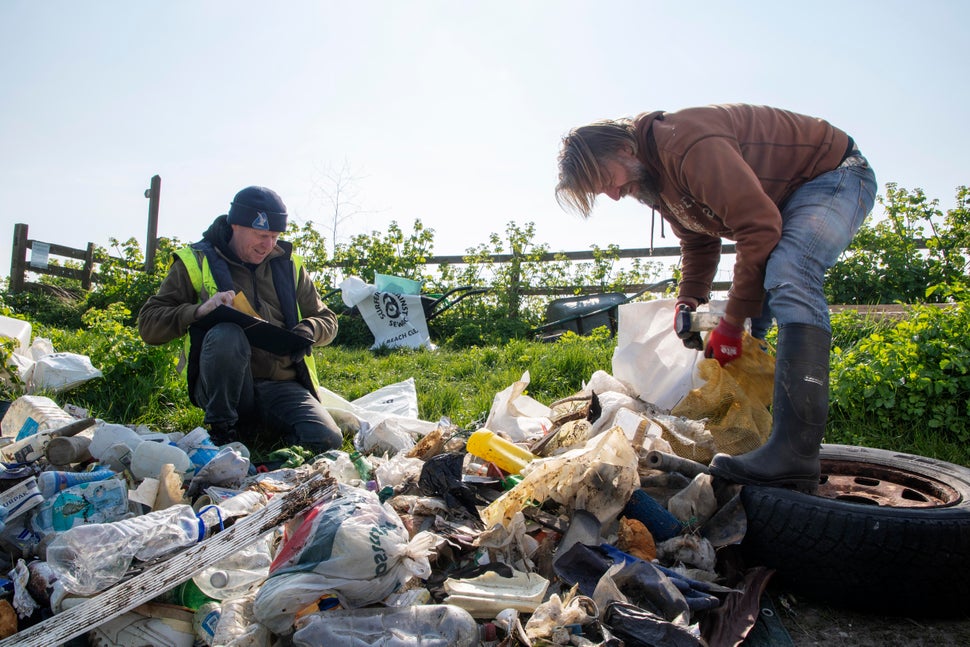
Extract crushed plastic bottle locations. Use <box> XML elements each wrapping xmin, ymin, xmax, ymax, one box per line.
<box><xmin>45</xmin><ymin>504</ymin><xmax>204</xmax><ymax>595</ymax></box>
<box><xmin>291</xmin><ymin>604</ymin><xmax>481</xmax><ymax>647</ymax></box>
<box><xmin>193</xmin><ymin>530</ymin><xmax>274</xmax><ymax>600</ymax></box>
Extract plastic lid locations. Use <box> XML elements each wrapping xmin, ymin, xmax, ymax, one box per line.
<box><xmin>209</xmin><ymin>571</ymin><xmax>229</xmax><ymax>589</ymax></box>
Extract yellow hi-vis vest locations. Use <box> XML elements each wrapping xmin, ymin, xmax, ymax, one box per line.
<box><xmin>173</xmin><ymin>246</ymin><xmax>320</xmax><ymax>392</ymax></box>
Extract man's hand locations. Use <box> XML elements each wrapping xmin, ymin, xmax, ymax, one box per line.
<box><xmin>674</xmin><ymin>298</ymin><xmax>703</xmax><ymax>350</ymax></box>
<box><xmin>289</xmin><ymin>320</ymin><xmax>315</xmax><ymax>363</ymax></box>
<box><xmin>705</xmin><ymin>318</ymin><xmax>744</xmax><ymax>366</ymax></box>
<box><xmin>196</xmin><ymin>290</ymin><xmax>235</xmax><ymax>319</ymax></box>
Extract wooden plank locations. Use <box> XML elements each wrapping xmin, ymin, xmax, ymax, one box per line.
<box><xmin>0</xmin><ymin>474</ymin><xmax>337</xmax><ymax>647</ymax></box>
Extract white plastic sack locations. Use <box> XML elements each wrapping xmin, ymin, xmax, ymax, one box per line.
<box><xmin>484</xmin><ymin>371</ymin><xmax>552</xmax><ymax>443</ymax></box>
<box><xmin>253</xmin><ymin>489</ymin><xmax>435</xmax><ymax>634</ymax></box>
<box><xmin>340</xmin><ymin>276</ymin><xmax>433</xmax><ymax>350</ymax></box>
<box><xmin>317</xmin><ymin>378</ymin><xmax>437</xmax><ymax>455</ymax></box>
<box><xmin>611</xmin><ymin>299</ymin><xmax>707</xmax><ymax>411</ymax></box>
<box><xmin>28</xmin><ymin>352</ymin><xmax>103</xmax><ymax>393</ymax></box>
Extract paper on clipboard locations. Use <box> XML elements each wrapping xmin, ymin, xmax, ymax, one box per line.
<box><xmin>191</xmin><ymin>305</ymin><xmax>312</xmax><ymax>357</ymax></box>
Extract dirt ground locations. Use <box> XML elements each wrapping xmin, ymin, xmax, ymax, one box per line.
<box><xmin>768</xmin><ymin>590</ymin><xmax>970</xmax><ymax>647</ymax></box>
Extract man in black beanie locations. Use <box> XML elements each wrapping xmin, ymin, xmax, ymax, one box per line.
<box><xmin>138</xmin><ymin>186</ymin><xmax>343</xmax><ymax>451</ymax></box>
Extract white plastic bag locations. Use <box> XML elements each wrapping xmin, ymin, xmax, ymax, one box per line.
<box><xmin>611</xmin><ymin>299</ymin><xmax>706</xmax><ymax>411</ymax></box>
<box><xmin>340</xmin><ymin>276</ymin><xmax>434</xmax><ymax>350</ymax></box>
<box><xmin>253</xmin><ymin>489</ymin><xmax>436</xmax><ymax>634</ymax></box>
<box><xmin>484</xmin><ymin>371</ymin><xmax>552</xmax><ymax>443</ymax></box>
<box><xmin>27</xmin><ymin>352</ymin><xmax>103</xmax><ymax>393</ymax></box>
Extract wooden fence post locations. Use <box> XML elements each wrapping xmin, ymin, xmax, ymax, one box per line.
<box><xmin>81</xmin><ymin>242</ymin><xmax>95</xmax><ymax>290</ymax></box>
<box><xmin>144</xmin><ymin>175</ymin><xmax>161</xmax><ymax>273</ymax></box>
<box><xmin>9</xmin><ymin>223</ymin><xmax>28</xmax><ymax>293</ymax></box>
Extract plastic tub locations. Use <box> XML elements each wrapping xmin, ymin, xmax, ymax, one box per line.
<box><xmin>374</xmin><ymin>273</ymin><xmax>423</xmax><ymax>295</ymax></box>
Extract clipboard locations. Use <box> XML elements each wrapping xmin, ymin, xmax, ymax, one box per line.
<box><xmin>191</xmin><ymin>305</ymin><xmax>312</xmax><ymax>356</ymax></box>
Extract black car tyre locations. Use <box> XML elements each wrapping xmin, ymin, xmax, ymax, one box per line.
<box><xmin>739</xmin><ymin>444</ymin><xmax>970</xmax><ymax>616</ymax></box>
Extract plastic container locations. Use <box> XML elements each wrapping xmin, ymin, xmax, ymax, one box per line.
<box><xmin>31</xmin><ymin>477</ymin><xmax>129</xmax><ymax>534</ymax></box>
<box><xmin>130</xmin><ymin>440</ymin><xmax>193</xmax><ymax>480</ymax></box>
<box><xmin>465</xmin><ymin>429</ymin><xmax>537</xmax><ymax>474</ymax></box>
<box><xmin>37</xmin><ymin>467</ymin><xmax>116</xmax><ymax>497</ymax></box>
<box><xmin>0</xmin><ymin>395</ymin><xmax>74</xmax><ymax>440</ymax></box>
<box><xmin>88</xmin><ymin>605</ymin><xmax>196</xmax><ymax>647</ymax></box>
<box><xmin>374</xmin><ymin>273</ymin><xmax>423</xmax><ymax>295</ymax></box>
<box><xmin>89</xmin><ymin>422</ymin><xmax>146</xmax><ymax>459</ymax></box>
<box><xmin>292</xmin><ymin>604</ymin><xmax>480</xmax><ymax>647</ymax></box>
<box><xmin>210</xmin><ymin>594</ymin><xmax>267</xmax><ymax>647</ymax></box>
<box><xmin>193</xmin><ymin>531</ymin><xmax>274</xmax><ymax>600</ymax></box>
<box><xmin>177</xmin><ymin>427</ymin><xmax>220</xmax><ymax>470</ymax></box>
<box><xmin>193</xmin><ymin>601</ymin><xmax>222</xmax><ymax>645</ymax></box>
<box><xmin>0</xmin><ymin>315</ymin><xmax>31</xmax><ymax>356</ymax></box>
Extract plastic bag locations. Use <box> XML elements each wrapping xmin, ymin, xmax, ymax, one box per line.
<box><xmin>480</xmin><ymin>427</ymin><xmax>639</xmax><ymax>528</ymax></box>
<box><xmin>253</xmin><ymin>488</ymin><xmax>436</xmax><ymax>634</ymax></box>
<box><xmin>611</xmin><ymin>299</ymin><xmax>709</xmax><ymax>411</ymax></box>
<box><xmin>28</xmin><ymin>351</ymin><xmax>103</xmax><ymax>393</ymax></box>
<box><xmin>340</xmin><ymin>276</ymin><xmax>434</xmax><ymax>350</ymax></box>
<box><xmin>483</xmin><ymin>371</ymin><xmax>552</xmax><ymax>443</ymax></box>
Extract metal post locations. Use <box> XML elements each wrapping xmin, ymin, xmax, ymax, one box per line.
<box><xmin>144</xmin><ymin>175</ymin><xmax>161</xmax><ymax>273</ymax></box>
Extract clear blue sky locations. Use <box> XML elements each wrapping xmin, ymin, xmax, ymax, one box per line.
<box><xmin>2</xmin><ymin>1</ymin><xmax>967</xmax><ymax>281</ymax></box>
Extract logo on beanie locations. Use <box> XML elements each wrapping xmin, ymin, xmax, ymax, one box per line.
<box><xmin>252</xmin><ymin>212</ymin><xmax>270</xmax><ymax>230</ymax></box>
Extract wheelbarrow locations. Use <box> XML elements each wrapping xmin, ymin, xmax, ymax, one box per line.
<box><xmin>533</xmin><ymin>278</ymin><xmax>676</xmax><ymax>342</ymax></box>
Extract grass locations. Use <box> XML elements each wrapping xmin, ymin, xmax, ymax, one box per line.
<box><xmin>21</xmin><ymin>317</ymin><xmax>970</xmax><ymax>469</ymax></box>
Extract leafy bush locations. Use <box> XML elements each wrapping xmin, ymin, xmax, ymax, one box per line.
<box><xmin>830</xmin><ymin>302</ymin><xmax>970</xmax><ymax>444</ymax></box>
<box><xmin>826</xmin><ymin>185</ymin><xmax>969</xmax><ymax>304</ymax></box>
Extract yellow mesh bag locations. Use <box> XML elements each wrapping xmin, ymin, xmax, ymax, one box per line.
<box><xmin>671</xmin><ymin>332</ymin><xmax>775</xmax><ymax>458</ymax></box>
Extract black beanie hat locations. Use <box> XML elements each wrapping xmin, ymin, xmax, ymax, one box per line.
<box><xmin>227</xmin><ymin>186</ymin><xmax>288</xmax><ymax>232</ymax></box>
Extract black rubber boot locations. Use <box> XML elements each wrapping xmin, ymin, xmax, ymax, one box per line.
<box><xmin>708</xmin><ymin>323</ymin><xmax>832</xmax><ymax>493</ymax></box>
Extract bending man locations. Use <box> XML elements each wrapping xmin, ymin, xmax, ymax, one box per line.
<box><xmin>556</xmin><ymin>104</ymin><xmax>876</xmax><ymax>492</ymax></box>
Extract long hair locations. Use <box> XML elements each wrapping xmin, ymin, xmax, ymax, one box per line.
<box><xmin>555</xmin><ymin>119</ymin><xmax>638</xmax><ymax>218</ymax></box>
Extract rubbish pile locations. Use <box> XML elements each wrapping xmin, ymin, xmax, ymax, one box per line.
<box><xmin>0</xmin><ymin>356</ymin><xmax>781</xmax><ymax>647</ymax></box>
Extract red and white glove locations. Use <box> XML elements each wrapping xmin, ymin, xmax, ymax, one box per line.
<box><xmin>705</xmin><ymin>319</ymin><xmax>744</xmax><ymax>366</ymax></box>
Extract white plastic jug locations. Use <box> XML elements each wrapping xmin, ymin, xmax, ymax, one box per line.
<box><xmin>130</xmin><ymin>441</ymin><xmax>192</xmax><ymax>480</ymax></box>
<box><xmin>0</xmin><ymin>395</ymin><xmax>74</xmax><ymax>439</ymax></box>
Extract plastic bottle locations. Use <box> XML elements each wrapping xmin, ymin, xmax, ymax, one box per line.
<box><xmin>211</xmin><ymin>593</ymin><xmax>268</xmax><ymax>647</ymax></box>
<box><xmin>89</xmin><ymin>422</ymin><xmax>145</xmax><ymax>459</ymax></box>
<box><xmin>177</xmin><ymin>427</ymin><xmax>220</xmax><ymax>470</ymax></box>
<box><xmin>162</xmin><ymin>579</ymin><xmax>216</xmax><ymax>611</ymax></box>
<box><xmin>349</xmin><ymin>450</ymin><xmax>374</xmax><ymax>481</ymax></box>
<box><xmin>0</xmin><ymin>395</ymin><xmax>74</xmax><ymax>440</ymax></box>
<box><xmin>290</xmin><ymin>604</ymin><xmax>481</xmax><ymax>647</ymax></box>
<box><xmin>36</xmin><ymin>467</ymin><xmax>116</xmax><ymax>497</ymax></box>
<box><xmin>193</xmin><ymin>530</ymin><xmax>274</xmax><ymax>600</ymax></box>
<box><xmin>45</xmin><ymin>504</ymin><xmax>204</xmax><ymax>595</ymax></box>
<box><xmin>465</xmin><ymin>429</ymin><xmax>537</xmax><ymax>474</ymax></box>
<box><xmin>193</xmin><ymin>601</ymin><xmax>222</xmax><ymax>645</ymax></box>
<box><xmin>130</xmin><ymin>439</ymin><xmax>193</xmax><ymax>480</ymax></box>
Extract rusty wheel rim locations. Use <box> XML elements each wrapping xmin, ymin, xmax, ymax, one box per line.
<box><xmin>816</xmin><ymin>458</ymin><xmax>961</xmax><ymax>508</ymax></box>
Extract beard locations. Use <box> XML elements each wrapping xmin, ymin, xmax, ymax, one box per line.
<box><xmin>630</xmin><ymin>164</ymin><xmax>660</xmax><ymax>208</ymax></box>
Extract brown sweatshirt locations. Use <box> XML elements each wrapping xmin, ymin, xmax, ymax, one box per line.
<box><xmin>634</xmin><ymin>104</ymin><xmax>850</xmax><ymax>320</ymax></box>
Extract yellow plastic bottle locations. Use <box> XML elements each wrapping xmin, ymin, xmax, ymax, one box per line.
<box><xmin>465</xmin><ymin>429</ymin><xmax>537</xmax><ymax>475</ymax></box>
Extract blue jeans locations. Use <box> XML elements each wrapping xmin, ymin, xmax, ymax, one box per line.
<box><xmin>749</xmin><ymin>161</ymin><xmax>877</xmax><ymax>337</ymax></box>
<box><xmin>194</xmin><ymin>322</ymin><xmax>342</xmax><ymax>451</ymax></box>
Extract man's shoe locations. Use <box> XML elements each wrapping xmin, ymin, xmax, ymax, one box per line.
<box><xmin>207</xmin><ymin>422</ymin><xmax>239</xmax><ymax>446</ymax></box>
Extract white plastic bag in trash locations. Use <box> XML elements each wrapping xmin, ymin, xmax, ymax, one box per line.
<box><xmin>318</xmin><ymin>378</ymin><xmax>437</xmax><ymax>455</ymax></box>
<box><xmin>28</xmin><ymin>352</ymin><xmax>103</xmax><ymax>393</ymax></box>
<box><xmin>484</xmin><ymin>371</ymin><xmax>552</xmax><ymax>443</ymax></box>
<box><xmin>611</xmin><ymin>299</ymin><xmax>707</xmax><ymax>411</ymax></box>
<box><xmin>340</xmin><ymin>276</ymin><xmax>434</xmax><ymax>350</ymax></box>
<box><xmin>253</xmin><ymin>488</ymin><xmax>436</xmax><ymax>634</ymax></box>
